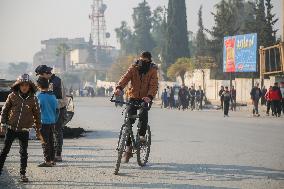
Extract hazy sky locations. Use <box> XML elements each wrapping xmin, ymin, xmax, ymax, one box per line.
<box><xmin>0</xmin><ymin>0</ymin><xmax>282</xmax><ymax>63</ymax></box>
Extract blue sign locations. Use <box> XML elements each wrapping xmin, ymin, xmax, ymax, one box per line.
<box><xmin>223</xmin><ymin>33</ymin><xmax>257</xmax><ymax>73</ymax></box>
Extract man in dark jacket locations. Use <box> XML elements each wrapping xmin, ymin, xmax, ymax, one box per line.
<box><xmin>35</xmin><ymin>65</ymin><xmax>67</xmax><ymax>162</ymax></box>
<box><xmin>250</xmin><ymin>83</ymin><xmax>262</xmax><ymax>117</ymax></box>
<box><xmin>196</xmin><ymin>86</ymin><xmax>204</xmax><ymax>110</ymax></box>
<box><xmin>219</xmin><ymin>86</ymin><xmax>225</xmax><ymax>109</ymax></box>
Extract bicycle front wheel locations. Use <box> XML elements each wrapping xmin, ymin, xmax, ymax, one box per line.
<box><xmin>137</xmin><ymin>125</ymin><xmax>151</xmax><ymax>167</ymax></box>
<box><xmin>114</xmin><ymin>126</ymin><xmax>128</xmax><ymax>175</ymax></box>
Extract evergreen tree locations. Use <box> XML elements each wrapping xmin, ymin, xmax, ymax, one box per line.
<box><xmin>151</xmin><ymin>6</ymin><xmax>167</xmax><ymax>62</ymax></box>
<box><xmin>195</xmin><ymin>5</ymin><xmax>207</xmax><ymax>57</ymax></box>
<box><xmin>255</xmin><ymin>0</ymin><xmax>268</xmax><ymax>46</ymax></box>
<box><xmin>115</xmin><ymin>21</ymin><xmax>135</xmax><ymax>55</ymax></box>
<box><xmin>265</xmin><ymin>0</ymin><xmax>279</xmax><ymax>46</ymax></box>
<box><xmin>132</xmin><ymin>0</ymin><xmax>155</xmax><ymax>53</ymax></box>
<box><xmin>209</xmin><ymin>0</ymin><xmax>236</xmax><ymax>76</ymax></box>
<box><xmin>163</xmin><ymin>0</ymin><xmax>189</xmax><ymax>71</ymax></box>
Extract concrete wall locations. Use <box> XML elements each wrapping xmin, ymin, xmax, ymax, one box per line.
<box><xmin>171</xmin><ymin>69</ymin><xmax>273</xmax><ymax>103</ymax></box>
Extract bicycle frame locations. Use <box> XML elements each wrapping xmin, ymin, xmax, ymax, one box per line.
<box><xmin>111</xmin><ymin>94</ymin><xmax>150</xmax><ymax>152</ymax></box>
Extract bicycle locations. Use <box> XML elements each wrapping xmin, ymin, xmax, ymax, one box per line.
<box><xmin>110</xmin><ymin>95</ymin><xmax>152</xmax><ymax>175</ymax></box>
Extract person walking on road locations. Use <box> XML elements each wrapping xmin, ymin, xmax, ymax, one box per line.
<box><xmin>196</xmin><ymin>86</ymin><xmax>204</xmax><ymax>110</ymax></box>
<box><xmin>36</xmin><ymin>77</ymin><xmax>58</xmax><ymax>167</ymax></box>
<box><xmin>230</xmin><ymin>86</ymin><xmax>236</xmax><ymax>111</ymax></box>
<box><xmin>0</xmin><ymin>74</ymin><xmax>42</xmax><ymax>182</ymax></box>
<box><xmin>265</xmin><ymin>86</ymin><xmax>273</xmax><ymax>116</ymax></box>
<box><xmin>280</xmin><ymin>82</ymin><xmax>284</xmax><ymax>115</ymax></box>
<box><xmin>161</xmin><ymin>89</ymin><xmax>168</xmax><ymax>108</ymax></box>
<box><xmin>219</xmin><ymin>86</ymin><xmax>225</xmax><ymax>109</ymax></box>
<box><xmin>223</xmin><ymin>86</ymin><xmax>231</xmax><ymax>117</ymax></box>
<box><xmin>114</xmin><ymin>51</ymin><xmax>158</xmax><ymax>163</ymax></box>
<box><xmin>178</xmin><ymin>85</ymin><xmax>188</xmax><ymax>111</ymax></box>
<box><xmin>35</xmin><ymin>65</ymin><xmax>67</xmax><ymax>162</ymax></box>
<box><xmin>271</xmin><ymin>82</ymin><xmax>282</xmax><ymax>117</ymax></box>
<box><xmin>189</xmin><ymin>86</ymin><xmax>196</xmax><ymax>110</ymax></box>
<box><xmin>250</xmin><ymin>83</ymin><xmax>262</xmax><ymax>117</ymax></box>
<box><xmin>261</xmin><ymin>86</ymin><xmax>267</xmax><ymax>106</ymax></box>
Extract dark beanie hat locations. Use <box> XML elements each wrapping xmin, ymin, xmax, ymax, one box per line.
<box><xmin>37</xmin><ymin>77</ymin><xmax>49</xmax><ymax>89</ymax></box>
<box><xmin>141</xmin><ymin>51</ymin><xmax>152</xmax><ymax>60</ymax></box>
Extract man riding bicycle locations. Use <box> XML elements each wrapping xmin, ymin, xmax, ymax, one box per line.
<box><xmin>115</xmin><ymin>51</ymin><xmax>158</xmax><ymax>163</ymax></box>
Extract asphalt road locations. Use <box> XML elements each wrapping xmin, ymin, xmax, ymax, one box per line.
<box><xmin>0</xmin><ymin>97</ymin><xmax>283</xmax><ymax>189</ymax></box>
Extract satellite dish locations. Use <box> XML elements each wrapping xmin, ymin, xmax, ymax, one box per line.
<box><xmin>106</xmin><ymin>32</ymin><xmax>111</xmax><ymax>38</ymax></box>
<box><xmin>99</xmin><ymin>4</ymin><xmax>107</xmax><ymax>14</ymax></box>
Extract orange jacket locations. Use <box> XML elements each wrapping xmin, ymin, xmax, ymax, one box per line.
<box><xmin>116</xmin><ymin>62</ymin><xmax>159</xmax><ymax>100</ymax></box>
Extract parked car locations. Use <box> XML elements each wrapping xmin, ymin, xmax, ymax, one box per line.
<box><xmin>0</xmin><ymin>79</ymin><xmax>15</xmax><ymax>136</ymax></box>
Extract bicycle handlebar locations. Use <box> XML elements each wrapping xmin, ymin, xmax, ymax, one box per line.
<box><xmin>110</xmin><ymin>94</ymin><xmax>152</xmax><ymax>110</ymax></box>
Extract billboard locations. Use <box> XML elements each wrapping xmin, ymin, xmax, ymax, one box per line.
<box><xmin>223</xmin><ymin>33</ymin><xmax>257</xmax><ymax>73</ymax></box>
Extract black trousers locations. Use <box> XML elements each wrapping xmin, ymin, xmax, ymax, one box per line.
<box><xmin>272</xmin><ymin>100</ymin><xmax>281</xmax><ymax>116</ymax></box>
<box><xmin>266</xmin><ymin>101</ymin><xmax>272</xmax><ymax>114</ymax></box>
<box><xmin>54</xmin><ymin>107</ymin><xmax>66</xmax><ymax>156</ymax></box>
<box><xmin>224</xmin><ymin>100</ymin><xmax>230</xmax><ymax>115</ymax></box>
<box><xmin>220</xmin><ymin>98</ymin><xmax>224</xmax><ymax>109</ymax></box>
<box><xmin>41</xmin><ymin>125</ymin><xmax>55</xmax><ymax>162</ymax></box>
<box><xmin>0</xmin><ymin>129</ymin><xmax>29</xmax><ymax>175</ymax></box>
<box><xmin>126</xmin><ymin>99</ymin><xmax>148</xmax><ymax>146</ymax></box>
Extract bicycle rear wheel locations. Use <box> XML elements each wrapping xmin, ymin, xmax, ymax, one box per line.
<box><xmin>114</xmin><ymin>126</ymin><xmax>128</xmax><ymax>175</ymax></box>
<box><xmin>137</xmin><ymin>125</ymin><xmax>151</xmax><ymax>167</ymax></box>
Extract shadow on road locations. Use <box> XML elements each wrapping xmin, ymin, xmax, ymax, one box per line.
<box><xmin>20</xmin><ymin>180</ymin><xmax>238</xmax><ymax>189</ymax></box>
<box><xmin>143</xmin><ymin>163</ymin><xmax>284</xmax><ymax>181</ymax></box>
<box><xmin>0</xmin><ymin>168</ymin><xmax>20</xmax><ymax>189</ymax></box>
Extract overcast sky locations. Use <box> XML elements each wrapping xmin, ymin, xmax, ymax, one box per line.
<box><xmin>0</xmin><ymin>0</ymin><xmax>282</xmax><ymax>63</ymax></box>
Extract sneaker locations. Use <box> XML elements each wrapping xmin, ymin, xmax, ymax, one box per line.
<box><xmin>38</xmin><ymin>162</ymin><xmax>53</xmax><ymax>167</ymax></box>
<box><xmin>122</xmin><ymin>149</ymin><xmax>133</xmax><ymax>163</ymax></box>
<box><xmin>55</xmin><ymin>156</ymin><xmax>62</xmax><ymax>162</ymax></box>
<box><xmin>20</xmin><ymin>174</ymin><xmax>29</xmax><ymax>182</ymax></box>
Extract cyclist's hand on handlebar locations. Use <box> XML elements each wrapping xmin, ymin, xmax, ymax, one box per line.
<box><xmin>142</xmin><ymin>97</ymin><xmax>151</xmax><ymax>103</ymax></box>
<box><xmin>115</xmin><ymin>89</ymin><xmax>122</xmax><ymax>96</ymax></box>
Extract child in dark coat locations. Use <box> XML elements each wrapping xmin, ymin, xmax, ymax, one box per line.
<box><xmin>0</xmin><ymin>74</ymin><xmax>41</xmax><ymax>182</ymax></box>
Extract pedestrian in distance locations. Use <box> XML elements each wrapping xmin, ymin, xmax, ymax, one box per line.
<box><xmin>250</xmin><ymin>83</ymin><xmax>262</xmax><ymax>117</ymax></box>
<box><xmin>189</xmin><ymin>86</ymin><xmax>196</xmax><ymax>110</ymax></box>
<box><xmin>223</xmin><ymin>86</ymin><xmax>231</xmax><ymax>117</ymax></box>
<box><xmin>36</xmin><ymin>77</ymin><xmax>58</xmax><ymax>167</ymax></box>
<box><xmin>265</xmin><ymin>86</ymin><xmax>273</xmax><ymax>116</ymax></box>
<box><xmin>196</xmin><ymin>86</ymin><xmax>204</xmax><ymax>110</ymax></box>
<box><xmin>261</xmin><ymin>86</ymin><xmax>267</xmax><ymax>106</ymax></box>
<box><xmin>35</xmin><ymin>65</ymin><xmax>67</xmax><ymax>162</ymax></box>
<box><xmin>280</xmin><ymin>82</ymin><xmax>284</xmax><ymax>115</ymax></box>
<box><xmin>271</xmin><ymin>82</ymin><xmax>282</xmax><ymax>117</ymax></box>
<box><xmin>161</xmin><ymin>89</ymin><xmax>168</xmax><ymax>108</ymax></box>
<box><xmin>219</xmin><ymin>86</ymin><xmax>225</xmax><ymax>110</ymax></box>
<box><xmin>178</xmin><ymin>85</ymin><xmax>188</xmax><ymax>111</ymax></box>
<box><xmin>230</xmin><ymin>86</ymin><xmax>236</xmax><ymax>111</ymax></box>
<box><xmin>0</xmin><ymin>74</ymin><xmax>42</xmax><ymax>182</ymax></box>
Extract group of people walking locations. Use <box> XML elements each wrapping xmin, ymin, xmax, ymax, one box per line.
<box><xmin>251</xmin><ymin>82</ymin><xmax>284</xmax><ymax>117</ymax></box>
<box><xmin>0</xmin><ymin>65</ymin><xmax>67</xmax><ymax>182</ymax></box>
<box><xmin>161</xmin><ymin>85</ymin><xmax>204</xmax><ymax>111</ymax></box>
<box><xmin>218</xmin><ymin>82</ymin><xmax>284</xmax><ymax>117</ymax></box>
